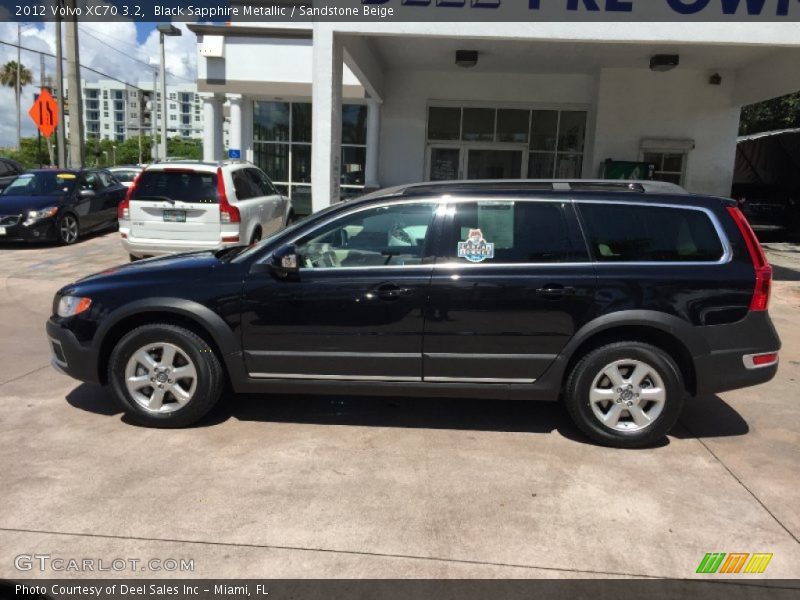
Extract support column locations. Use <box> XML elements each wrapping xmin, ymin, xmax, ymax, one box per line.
<box><xmin>364</xmin><ymin>97</ymin><xmax>381</xmax><ymax>190</ymax></box>
<box><xmin>200</xmin><ymin>93</ymin><xmax>223</xmax><ymax>162</ymax></box>
<box><xmin>226</xmin><ymin>93</ymin><xmax>243</xmax><ymax>159</ymax></box>
<box><xmin>311</xmin><ymin>25</ymin><xmax>343</xmax><ymax>213</ymax></box>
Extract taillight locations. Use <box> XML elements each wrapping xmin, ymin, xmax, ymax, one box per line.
<box><xmin>726</xmin><ymin>206</ymin><xmax>772</xmax><ymax>311</ymax></box>
<box><xmin>118</xmin><ymin>174</ymin><xmax>140</xmax><ymax>220</ymax></box>
<box><xmin>217</xmin><ymin>167</ymin><xmax>240</xmax><ymax>224</ymax></box>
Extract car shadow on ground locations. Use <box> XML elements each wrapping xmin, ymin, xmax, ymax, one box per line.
<box><xmin>66</xmin><ymin>384</ymin><xmax>748</xmax><ymax>447</ymax></box>
<box><xmin>772</xmin><ymin>264</ymin><xmax>800</xmax><ymax>282</ymax></box>
<box><xmin>0</xmin><ymin>227</ymin><xmax>117</xmax><ymax>250</ymax></box>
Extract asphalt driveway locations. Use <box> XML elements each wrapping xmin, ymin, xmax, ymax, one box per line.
<box><xmin>0</xmin><ymin>232</ymin><xmax>798</xmax><ymax>579</ymax></box>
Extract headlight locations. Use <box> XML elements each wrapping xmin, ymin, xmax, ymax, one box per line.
<box><xmin>57</xmin><ymin>296</ymin><xmax>92</xmax><ymax>317</ymax></box>
<box><xmin>24</xmin><ymin>206</ymin><xmax>58</xmax><ymax>225</ymax></box>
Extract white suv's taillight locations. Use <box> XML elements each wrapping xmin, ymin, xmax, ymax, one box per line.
<box><xmin>217</xmin><ymin>167</ymin><xmax>240</xmax><ymax>224</ymax></box>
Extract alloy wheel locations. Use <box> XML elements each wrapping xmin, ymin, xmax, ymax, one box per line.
<box><xmin>124</xmin><ymin>342</ymin><xmax>198</xmax><ymax>413</ymax></box>
<box><xmin>588</xmin><ymin>358</ymin><xmax>666</xmax><ymax>432</ymax></box>
<box><xmin>59</xmin><ymin>215</ymin><xmax>78</xmax><ymax>244</ymax></box>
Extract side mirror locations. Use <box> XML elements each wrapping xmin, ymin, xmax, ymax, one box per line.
<box><xmin>79</xmin><ymin>188</ymin><xmax>96</xmax><ymax>198</ymax></box>
<box><xmin>269</xmin><ymin>244</ymin><xmax>300</xmax><ymax>278</ymax></box>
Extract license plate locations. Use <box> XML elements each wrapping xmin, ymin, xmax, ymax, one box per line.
<box><xmin>163</xmin><ymin>210</ymin><xmax>186</xmax><ymax>223</ymax></box>
<box><xmin>0</xmin><ymin>226</ymin><xmax>6</xmax><ymax>235</ymax></box>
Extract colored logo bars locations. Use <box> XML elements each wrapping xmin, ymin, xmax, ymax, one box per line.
<box><xmin>696</xmin><ymin>552</ymin><xmax>773</xmax><ymax>574</ymax></box>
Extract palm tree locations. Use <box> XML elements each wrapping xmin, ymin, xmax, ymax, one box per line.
<box><xmin>0</xmin><ymin>61</ymin><xmax>33</xmax><ymax>149</ymax></box>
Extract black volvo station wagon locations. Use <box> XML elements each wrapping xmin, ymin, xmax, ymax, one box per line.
<box><xmin>46</xmin><ymin>179</ymin><xmax>780</xmax><ymax>447</ymax></box>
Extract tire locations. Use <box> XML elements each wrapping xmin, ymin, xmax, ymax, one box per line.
<box><xmin>564</xmin><ymin>342</ymin><xmax>685</xmax><ymax>448</ymax></box>
<box><xmin>108</xmin><ymin>323</ymin><xmax>224</xmax><ymax>428</ymax></box>
<box><xmin>129</xmin><ymin>254</ymin><xmax>141</xmax><ymax>262</ymax></box>
<box><xmin>285</xmin><ymin>210</ymin><xmax>295</xmax><ymax>226</ymax></box>
<box><xmin>249</xmin><ymin>227</ymin><xmax>262</xmax><ymax>244</ymax></box>
<box><xmin>57</xmin><ymin>213</ymin><xmax>79</xmax><ymax>245</ymax></box>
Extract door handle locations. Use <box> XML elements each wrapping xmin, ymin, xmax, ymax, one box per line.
<box><xmin>373</xmin><ymin>283</ymin><xmax>411</xmax><ymax>301</ymax></box>
<box><xmin>535</xmin><ymin>284</ymin><xmax>576</xmax><ymax>298</ymax></box>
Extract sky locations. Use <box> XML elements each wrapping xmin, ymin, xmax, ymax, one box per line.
<box><xmin>0</xmin><ymin>19</ymin><xmax>198</xmax><ymax>148</ymax></box>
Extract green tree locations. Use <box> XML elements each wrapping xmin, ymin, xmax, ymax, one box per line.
<box><xmin>0</xmin><ymin>136</ymin><xmax>52</xmax><ymax>168</ymax></box>
<box><xmin>0</xmin><ymin>60</ymin><xmax>34</xmax><ymax>146</ymax></box>
<box><xmin>740</xmin><ymin>91</ymin><xmax>800</xmax><ymax>136</ymax></box>
<box><xmin>167</xmin><ymin>137</ymin><xmax>202</xmax><ymax>160</ymax></box>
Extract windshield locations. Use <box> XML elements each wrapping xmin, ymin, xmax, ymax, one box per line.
<box><xmin>111</xmin><ymin>169</ymin><xmax>140</xmax><ymax>183</ymax></box>
<box><xmin>2</xmin><ymin>172</ymin><xmax>76</xmax><ymax>196</ymax></box>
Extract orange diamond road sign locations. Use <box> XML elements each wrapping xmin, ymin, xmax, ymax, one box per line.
<box><xmin>29</xmin><ymin>88</ymin><xmax>59</xmax><ymax>138</ymax></box>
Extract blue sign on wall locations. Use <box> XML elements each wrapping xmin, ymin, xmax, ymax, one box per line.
<box><xmin>228</xmin><ymin>149</ymin><xmax>241</xmax><ymax>159</ymax></box>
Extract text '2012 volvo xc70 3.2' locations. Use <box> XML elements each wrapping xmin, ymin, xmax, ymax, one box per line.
<box><xmin>46</xmin><ymin>180</ymin><xmax>780</xmax><ymax>447</ymax></box>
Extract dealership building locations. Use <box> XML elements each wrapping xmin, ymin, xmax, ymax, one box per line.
<box><xmin>187</xmin><ymin>20</ymin><xmax>800</xmax><ymax>215</ymax></box>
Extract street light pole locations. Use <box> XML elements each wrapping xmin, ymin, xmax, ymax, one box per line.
<box><xmin>151</xmin><ymin>68</ymin><xmax>158</xmax><ymax>161</ymax></box>
<box><xmin>16</xmin><ymin>23</ymin><xmax>21</xmax><ymax>152</ymax></box>
<box><xmin>54</xmin><ymin>8</ymin><xmax>66</xmax><ymax>168</ymax></box>
<box><xmin>157</xmin><ymin>24</ymin><xmax>181</xmax><ymax>161</ymax></box>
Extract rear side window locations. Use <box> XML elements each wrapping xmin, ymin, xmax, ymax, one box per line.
<box><xmin>448</xmin><ymin>201</ymin><xmax>576</xmax><ymax>263</ymax></box>
<box><xmin>579</xmin><ymin>203</ymin><xmax>724</xmax><ymax>262</ymax></box>
<box><xmin>132</xmin><ymin>170</ymin><xmax>218</xmax><ymax>204</ymax></box>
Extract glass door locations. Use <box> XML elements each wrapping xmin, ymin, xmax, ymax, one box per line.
<box><xmin>427</xmin><ymin>146</ymin><xmax>462</xmax><ymax>181</ymax></box>
<box><xmin>466</xmin><ymin>148</ymin><xmax>524</xmax><ymax>180</ymax></box>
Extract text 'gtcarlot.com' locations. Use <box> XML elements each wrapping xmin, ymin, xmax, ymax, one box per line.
<box><xmin>14</xmin><ymin>554</ymin><xmax>195</xmax><ymax>573</ymax></box>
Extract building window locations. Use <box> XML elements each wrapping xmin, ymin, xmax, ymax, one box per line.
<box><xmin>641</xmin><ymin>152</ymin><xmax>686</xmax><ymax>185</ymax></box>
<box><xmin>252</xmin><ymin>100</ymin><xmax>367</xmax><ymax>214</ymax></box>
<box><xmin>426</xmin><ymin>105</ymin><xmax>587</xmax><ymax>181</ymax></box>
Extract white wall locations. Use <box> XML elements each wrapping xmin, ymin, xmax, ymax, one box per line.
<box><xmin>200</xmin><ymin>37</ymin><xmax>360</xmax><ymax>86</ymax></box>
<box><xmin>591</xmin><ymin>68</ymin><xmax>741</xmax><ymax>196</ymax></box>
<box><xmin>379</xmin><ymin>70</ymin><xmax>595</xmax><ymax>186</ymax></box>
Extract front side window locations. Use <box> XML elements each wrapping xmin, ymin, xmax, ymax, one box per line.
<box><xmin>295</xmin><ymin>203</ymin><xmax>438</xmax><ymax>269</ymax></box>
<box><xmin>579</xmin><ymin>203</ymin><xmax>724</xmax><ymax>262</ymax></box>
<box><xmin>446</xmin><ymin>201</ymin><xmax>575</xmax><ymax>264</ymax></box>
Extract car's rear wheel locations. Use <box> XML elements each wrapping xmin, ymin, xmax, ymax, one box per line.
<box><xmin>57</xmin><ymin>213</ymin><xmax>79</xmax><ymax>245</ymax></box>
<box><xmin>249</xmin><ymin>227</ymin><xmax>262</xmax><ymax>244</ymax></box>
<box><xmin>108</xmin><ymin>324</ymin><xmax>224</xmax><ymax>427</ymax></box>
<box><xmin>564</xmin><ymin>342</ymin><xmax>685</xmax><ymax>448</ymax></box>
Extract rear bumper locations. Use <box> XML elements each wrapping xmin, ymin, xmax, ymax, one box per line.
<box><xmin>120</xmin><ymin>229</ymin><xmax>239</xmax><ymax>258</ymax></box>
<box><xmin>694</xmin><ymin>311</ymin><xmax>781</xmax><ymax>396</ymax></box>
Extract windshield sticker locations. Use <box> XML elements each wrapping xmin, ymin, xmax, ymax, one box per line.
<box><xmin>457</xmin><ymin>228</ymin><xmax>495</xmax><ymax>263</ymax></box>
<box><xmin>56</xmin><ymin>173</ymin><xmax>76</xmax><ymax>179</ymax></box>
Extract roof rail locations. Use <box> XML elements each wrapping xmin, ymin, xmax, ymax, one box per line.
<box><xmin>400</xmin><ymin>179</ymin><xmax>688</xmax><ymax>195</ymax></box>
<box><xmin>217</xmin><ymin>159</ymin><xmax>253</xmax><ymax>166</ymax></box>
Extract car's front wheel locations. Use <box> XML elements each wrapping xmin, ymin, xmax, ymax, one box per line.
<box><xmin>564</xmin><ymin>342</ymin><xmax>685</xmax><ymax>448</ymax></box>
<box><xmin>108</xmin><ymin>324</ymin><xmax>224</xmax><ymax>427</ymax></box>
<box><xmin>57</xmin><ymin>213</ymin><xmax>79</xmax><ymax>245</ymax></box>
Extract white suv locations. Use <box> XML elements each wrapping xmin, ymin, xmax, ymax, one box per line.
<box><xmin>118</xmin><ymin>161</ymin><xmax>291</xmax><ymax>260</ymax></box>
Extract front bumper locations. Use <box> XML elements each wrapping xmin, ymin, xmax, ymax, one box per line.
<box><xmin>694</xmin><ymin>311</ymin><xmax>781</xmax><ymax>396</ymax></box>
<box><xmin>46</xmin><ymin>318</ymin><xmax>101</xmax><ymax>384</ymax></box>
<box><xmin>0</xmin><ymin>218</ymin><xmax>57</xmax><ymax>242</ymax></box>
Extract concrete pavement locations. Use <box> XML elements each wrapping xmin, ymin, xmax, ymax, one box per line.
<box><xmin>0</xmin><ymin>232</ymin><xmax>798</xmax><ymax>580</ymax></box>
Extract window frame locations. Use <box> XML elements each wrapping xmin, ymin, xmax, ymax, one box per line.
<box><xmin>575</xmin><ymin>199</ymin><xmax>732</xmax><ymax>266</ymax></box>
